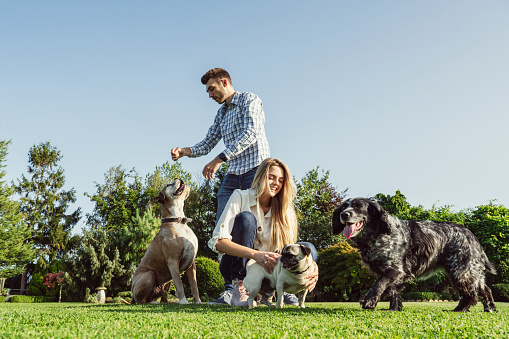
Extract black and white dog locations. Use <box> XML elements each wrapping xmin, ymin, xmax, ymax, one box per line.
<box><xmin>332</xmin><ymin>198</ymin><xmax>497</xmax><ymax>312</ymax></box>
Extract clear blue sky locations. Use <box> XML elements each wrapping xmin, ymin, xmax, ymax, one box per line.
<box><xmin>2</xmin><ymin>1</ymin><xmax>508</xmax><ymax>232</ymax></box>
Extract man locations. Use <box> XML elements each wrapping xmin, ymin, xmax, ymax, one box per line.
<box><xmin>171</xmin><ymin>68</ymin><xmax>271</xmax><ymax>305</ymax></box>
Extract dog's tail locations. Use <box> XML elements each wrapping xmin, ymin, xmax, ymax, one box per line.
<box><xmin>484</xmin><ymin>253</ymin><xmax>497</xmax><ymax>275</ymax></box>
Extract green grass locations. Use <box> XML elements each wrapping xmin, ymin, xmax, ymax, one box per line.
<box><xmin>0</xmin><ymin>302</ymin><xmax>508</xmax><ymax>338</ymax></box>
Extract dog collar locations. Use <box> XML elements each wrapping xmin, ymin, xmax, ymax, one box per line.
<box><xmin>292</xmin><ymin>263</ymin><xmax>313</xmax><ymax>275</ymax></box>
<box><xmin>161</xmin><ymin>217</ymin><xmax>192</xmax><ymax>224</ymax></box>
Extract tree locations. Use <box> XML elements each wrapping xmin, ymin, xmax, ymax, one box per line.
<box><xmin>465</xmin><ymin>202</ymin><xmax>509</xmax><ymax>284</ymax></box>
<box><xmin>85</xmin><ymin>166</ymin><xmax>149</xmax><ymax>233</ymax></box>
<box><xmin>120</xmin><ymin>206</ymin><xmax>160</xmax><ymax>264</ymax></box>
<box><xmin>295</xmin><ymin>167</ymin><xmax>346</xmax><ymax>249</ymax></box>
<box><xmin>64</xmin><ymin>224</ymin><xmax>133</xmax><ymax>300</ymax></box>
<box><xmin>0</xmin><ymin>140</ymin><xmax>36</xmax><ymax>278</ymax></box>
<box><xmin>375</xmin><ymin>190</ymin><xmax>466</xmax><ymax>224</ymax></box>
<box><xmin>185</xmin><ymin>177</ymin><xmax>218</xmax><ymax>258</ymax></box>
<box><xmin>77</xmin><ymin>166</ymin><xmax>147</xmax><ymax>297</ymax></box>
<box><xmin>15</xmin><ymin>142</ymin><xmax>81</xmax><ymax>268</ymax></box>
<box><xmin>43</xmin><ymin>272</ymin><xmax>65</xmax><ymax>302</ymax></box>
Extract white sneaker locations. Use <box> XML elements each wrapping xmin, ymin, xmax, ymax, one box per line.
<box><xmin>231</xmin><ymin>278</ymin><xmax>249</xmax><ymax>307</ymax></box>
<box><xmin>208</xmin><ymin>291</ymin><xmax>232</xmax><ymax>305</ymax></box>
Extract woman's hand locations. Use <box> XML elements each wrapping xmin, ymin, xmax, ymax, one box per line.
<box><xmin>253</xmin><ymin>251</ymin><xmax>280</xmax><ymax>274</ymax></box>
<box><xmin>304</xmin><ymin>261</ymin><xmax>319</xmax><ymax>292</ymax></box>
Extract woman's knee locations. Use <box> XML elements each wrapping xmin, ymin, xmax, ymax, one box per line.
<box><xmin>234</xmin><ymin>211</ymin><xmax>257</xmax><ymax>230</ymax></box>
<box><xmin>231</xmin><ymin>212</ymin><xmax>257</xmax><ymax>245</ymax></box>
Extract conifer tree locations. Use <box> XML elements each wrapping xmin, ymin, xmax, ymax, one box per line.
<box><xmin>0</xmin><ymin>140</ymin><xmax>36</xmax><ymax>278</ymax></box>
<box><xmin>15</xmin><ymin>142</ymin><xmax>81</xmax><ymax>267</ymax></box>
<box><xmin>64</xmin><ymin>224</ymin><xmax>134</xmax><ymax>300</ymax></box>
<box><xmin>121</xmin><ymin>206</ymin><xmax>160</xmax><ymax>264</ymax></box>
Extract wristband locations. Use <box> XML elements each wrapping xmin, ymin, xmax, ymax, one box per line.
<box><xmin>218</xmin><ymin>152</ymin><xmax>227</xmax><ymax>161</ymax></box>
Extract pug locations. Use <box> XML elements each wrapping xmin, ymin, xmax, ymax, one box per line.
<box><xmin>243</xmin><ymin>243</ymin><xmax>314</xmax><ymax>308</ymax></box>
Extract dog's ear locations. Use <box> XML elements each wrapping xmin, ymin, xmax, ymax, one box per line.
<box><xmin>154</xmin><ymin>192</ymin><xmax>165</xmax><ymax>204</ymax></box>
<box><xmin>368</xmin><ymin>200</ymin><xmax>391</xmax><ymax>235</ymax></box>
<box><xmin>299</xmin><ymin>244</ymin><xmax>312</xmax><ymax>257</ymax></box>
<box><xmin>332</xmin><ymin>199</ymin><xmax>349</xmax><ymax>235</ymax></box>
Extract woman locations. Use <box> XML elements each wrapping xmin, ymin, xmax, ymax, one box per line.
<box><xmin>208</xmin><ymin>157</ymin><xmax>319</xmax><ymax>306</ymax></box>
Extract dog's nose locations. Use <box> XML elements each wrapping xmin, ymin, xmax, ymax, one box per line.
<box><xmin>341</xmin><ymin>210</ymin><xmax>352</xmax><ymax>219</ymax></box>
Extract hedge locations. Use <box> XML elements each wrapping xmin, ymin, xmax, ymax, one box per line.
<box><xmin>401</xmin><ymin>292</ymin><xmax>454</xmax><ymax>301</ymax></box>
<box><xmin>9</xmin><ymin>295</ymin><xmax>58</xmax><ymax>303</ymax></box>
<box><xmin>0</xmin><ymin>296</ymin><xmax>5</xmax><ymax>303</ymax></box>
<box><xmin>118</xmin><ymin>291</ymin><xmax>132</xmax><ymax>298</ymax></box>
<box><xmin>492</xmin><ymin>284</ymin><xmax>509</xmax><ymax>302</ymax></box>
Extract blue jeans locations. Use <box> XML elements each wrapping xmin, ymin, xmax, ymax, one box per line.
<box><xmin>219</xmin><ymin>211</ymin><xmax>318</xmax><ymax>288</ymax></box>
<box><xmin>216</xmin><ymin>167</ymin><xmax>258</xmax><ymax>291</ymax></box>
<box><xmin>216</xmin><ymin>166</ymin><xmax>258</xmax><ymax>224</ymax></box>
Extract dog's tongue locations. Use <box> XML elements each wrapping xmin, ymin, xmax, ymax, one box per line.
<box><xmin>343</xmin><ymin>222</ymin><xmax>362</xmax><ymax>239</ymax></box>
<box><xmin>343</xmin><ymin>224</ymin><xmax>355</xmax><ymax>239</ymax></box>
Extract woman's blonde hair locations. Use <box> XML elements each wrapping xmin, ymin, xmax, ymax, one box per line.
<box><xmin>251</xmin><ymin>158</ymin><xmax>298</xmax><ymax>251</ymax></box>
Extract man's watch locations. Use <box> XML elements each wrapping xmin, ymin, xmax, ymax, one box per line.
<box><xmin>218</xmin><ymin>152</ymin><xmax>227</xmax><ymax>162</ymax></box>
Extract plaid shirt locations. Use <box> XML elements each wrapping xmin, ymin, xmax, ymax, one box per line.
<box><xmin>190</xmin><ymin>92</ymin><xmax>270</xmax><ymax>175</ymax></box>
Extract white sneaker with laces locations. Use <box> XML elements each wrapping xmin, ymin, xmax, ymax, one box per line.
<box><xmin>207</xmin><ymin>291</ymin><xmax>232</xmax><ymax>305</ymax></box>
<box><xmin>231</xmin><ymin>278</ymin><xmax>249</xmax><ymax>307</ymax></box>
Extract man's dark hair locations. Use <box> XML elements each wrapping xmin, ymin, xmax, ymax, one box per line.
<box><xmin>201</xmin><ymin>68</ymin><xmax>232</xmax><ymax>85</ymax></box>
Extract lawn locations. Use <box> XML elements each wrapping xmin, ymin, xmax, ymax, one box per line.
<box><xmin>0</xmin><ymin>301</ymin><xmax>508</xmax><ymax>338</ymax></box>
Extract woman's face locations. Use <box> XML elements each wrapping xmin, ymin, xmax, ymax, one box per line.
<box><xmin>265</xmin><ymin>165</ymin><xmax>285</xmax><ymax>198</ymax></box>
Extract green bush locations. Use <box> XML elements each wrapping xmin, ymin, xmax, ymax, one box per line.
<box><xmin>316</xmin><ymin>242</ymin><xmax>376</xmax><ymax>301</ymax></box>
<box><xmin>117</xmin><ymin>291</ymin><xmax>132</xmax><ymax>298</ymax></box>
<box><xmin>0</xmin><ymin>296</ymin><xmax>5</xmax><ymax>303</ymax></box>
<box><xmin>84</xmin><ymin>293</ymin><xmax>99</xmax><ymax>304</ymax></box>
<box><xmin>491</xmin><ymin>284</ymin><xmax>509</xmax><ymax>302</ymax></box>
<box><xmin>401</xmin><ymin>292</ymin><xmax>453</xmax><ymax>301</ymax></box>
<box><xmin>26</xmin><ymin>272</ymin><xmax>48</xmax><ymax>296</ymax></box>
<box><xmin>182</xmin><ymin>257</ymin><xmax>224</xmax><ymax>300</ymax></box>
<box><xmin>10</xmin><ymin>295</ymin><xmax>57</xmax><ymax>303</ymax></box>
<box><xmin>106</xmin><ymin>296</ymin><xmax>123</xmax><ymax>303</ymax></box>
<box><xmin>465</xmin><ymin>203</ymin><xmax>509</xmax><ymax>284</ymax></box>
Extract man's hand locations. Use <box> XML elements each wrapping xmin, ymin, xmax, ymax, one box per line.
<box><xmin>171</xmin><ymin>147</ymin><xmax>190</xmax><ymax>161</ymax></box>
<box><xmin>304</xmin><ymin>261</ymin><xmax>319</xmax><ymax>292</ymax></box>
<box><xmin>202</xmin><ymin>156</ymin><xmax>223</xmax><ymax>179</ymax></box>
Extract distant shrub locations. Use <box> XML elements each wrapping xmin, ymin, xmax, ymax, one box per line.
<box><xmin>10</xmin><ymin>295</ymin><xmax>57</xmax><ymax>303</ymax></box>
<box><xmin>316</xmin><ymin>242</ymin><xmax>376</xmax><ymax>302</ymax></box>
<box><xmin>491</xmin><ymin>284</ymin><xmax>509</xmax><ymax>302</ymax></box>
<box><xmin>84</xmin><ymin>293</ymin><xmax>99</xmax><ymax>304</ymax></box>
<box><xmin>182</xmin><ymin>257</ymin><xmax>224</xmax><ymax>300</ymax></box>
<box><xmin>0</xmin><ymin>296</ymin><xmax>5</xmax><ymax>303</ymax></box>
<box><xmin>118</xmin><ymin>291</ymin><xmax>132</xmax><ymax>298</ymax></box>
<box><xmin>402</xmin><ymin>292</ymin><xmax>453</xmax><ymax>301</ymax></box>
<box><xmin>27</xmin><ymin>272</ymin><xmax>48</xmax><ymax>296</ymax></box>
<box><xmin>106</xmin><ymin>296</ymin><xmax>122</xmax><ymax>304</ymax></box>
<box><xmin>105</xmin><ymin>296</ymin><xmax>123</xmax><ymax>304</ymax></box>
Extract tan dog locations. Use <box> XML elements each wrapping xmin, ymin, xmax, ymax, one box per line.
<box><xmin>243</xmin><ymin>244</ymin><xmax>314</xmax><ymax>308</ymax></box>
<box><xmin>131</xmin><ymin>179</ymin><xmax>201</xmax><ymax>305</ymax></box>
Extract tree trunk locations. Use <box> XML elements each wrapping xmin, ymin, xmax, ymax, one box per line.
<box><xmin>59</xmin><ymin>285</ymin><xmax>62</xmax><ymax>302</ymax></box>
<box><xmin>19</xmin><ymin>267</ymin><xmax>28</xmax><ymax>295</ymax></box>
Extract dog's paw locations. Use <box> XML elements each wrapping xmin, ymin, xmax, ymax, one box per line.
<box><xmin>248</xmin><ymin>297</ymin><xmax>257</xmax><ymax>309</ymax></box>
<box><xmin>361</xmin><ymin>298</ymin><xmax>378</xmax><ymax>310</ymax></box>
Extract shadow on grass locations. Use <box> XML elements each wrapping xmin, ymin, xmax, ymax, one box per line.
<box><xmin>91</xmin><ymin>302</ymin><xmax>370</xmax><ymax>315</ymax></box>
